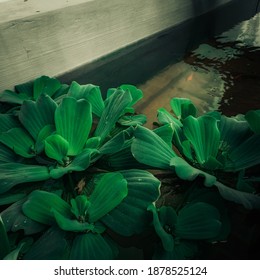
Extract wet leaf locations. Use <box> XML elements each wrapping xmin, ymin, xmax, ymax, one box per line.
<box><xmin>1</xmin><ymin>198</ymin><xmax>46</xmax><ymax>235</ymax></box>
<box><xmin>0</xmin><ymin>163</ymin><xmax>50</xmax><ymax>194</ymax></box>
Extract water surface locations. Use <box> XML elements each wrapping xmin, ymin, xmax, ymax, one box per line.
<box><xmin>136</xmin><ymin>12</ymin><xmax>260</xmax><ymax>127</ymax></box>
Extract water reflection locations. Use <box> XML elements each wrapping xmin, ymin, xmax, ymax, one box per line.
<box><xmin>137</xmin><ymin>12</ymin><xmax>260</xmax><ymax>128</ymax></box>
<box><xmin>218</xmin><ymin>12</ymin><xmax>260</xmax><ymax>48</ymax></box>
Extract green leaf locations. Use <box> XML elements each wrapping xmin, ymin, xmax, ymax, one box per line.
<box><xmin>183</xmin><ymin>115</ymin><xmax>220</xmax><ymax>166</ymax></box>
<box><xmin>19</xmin><ymin>94</ymin><xmax>57</xmax><ymax>140</ymax></box>
<box><xmin>0</xmin><ymin>143</ymin><xmax>18</xmax><ymax>163</ymax></box>
<box><xmin>85</xmin><ymin>137</ymin><xmax>101</xmax><ymax>149</ymax></box>
<box><xmin>44</xmin><ymin>134</ymin><xmax>69</xmax><ymax>165</ymax></box>
<box><xmin>88</xmin><ymin>172</ymin><xmax>128</xmax><ymax>222</ymax></box>
<box><xmin>0</xmin><ymin>90</ymin><xmax>28</xmax><ymax>105</ymax></box>
<box><xmin>33</xmin><ymin>76</ymin><xmax>61</xmax><ymax>100</ymax></box>
<box><xmin>69</xmin><ymin>233</ymin><xmax>117</xmax><ymax>260</ymax></box>
<box><xmin>245</xmin><ymin>109</ymin><xmax>260</xmax><ymax>134</ymax></box>
<box><xmin>68</xmin><ymin>81</ymin><xmax>105</xmax><ymax>117</ymax></box>
<box><xmin>236</xmin><ymin>170</ymin><xmax>255</xmax><ymax>193</ymax></box>
<box><xmin>94</xmin><ymin>89</ymin><xmax>132</xmax><ymax>141</ymax></box>
<box><xmin>175</xmin><ymin>202</ymin><xmax>222</xmax><ymax>239</ymax></box>
<box><xmin>0</xmin><ymin>193</ymin><xmax>26</xmax><ymax>206</ymax></box>
<box><xmin>215</xmin><ymin>181</ymin><xmax>260</xmax><ymax>209</ymax></box>
<box><xmin>217</xmin><ymin>115</ymin><xmax>260</xmax><ymax>171</ymax></box>
<box><xmin>0</xmin><ymin>127</ymin><xmax>35</xmax><ymax>158</ymax></box>
<box><xmin>1</xmin><ymin>198</ymin><xmax>46</xmax><ymax>235</ymax></box>
<box><xmin>52</xmin><ymin>209</ymin><xmax>104</xmax><ymax>233</ymax></box>
<box><xmin>147</xmin><ymin>204</ymin><xmax>174</xmax><ymax>252</ymax></box>
<box><xmin>0</xmin><ymin>163</ymin><xmax>50</xmax><ymax>194</ymax></box>
<box><xmin>49</xmin><ymin>148</ymin><xmax>98</xmax><ymax>179</ymax></box>
<box><xmin>225</xmin><ymin>134</ymin><xmax>260</xmax><ymax>171</ymax></box>
<box><xmin>35</xmin><ymin>124</ymin><xmax>56</xmax><ymax>154</ymax></box>
<box><xmin>170</xmin><ymin>98</ymin><xmax>197</xmax><ymax>120</ymax></box>
<box><xmin>158</xmin><ymin>206</ymin><xmax>178</xmax><ymax>230</ymax></box>
<box><xmin>99</xmin><ymin>127</ymin><xmax>134</xmax><ymax>155</ymax></box>
<box><xmin>182</xmin><ymin>183</ymin><xmax>230</xmax><ymax>241</ymax></box>
<box><xmin>157</xmin><ymin>108</ymin><xmax>183</xmax><ymax>127</ymax></box>
<box><xmin>101</xmin><ymin>169</ymin><xmax>160</xmax><ymax>236</ymax></box>
<box><xmin>52</xmin><ymin>84</ymin><xmax>69</xmax><ymax>100</ymax></box>
<box><xmin>153</xmin><ymin>240</ymin><xmax>198</xmax><ymax>260</ymax></box>
<box><xmin>131</xmin><ymin>125</ymin><xmax>176</xmax><ymax>169</ymax></box>
<box><xmin>171</xmin><ymin>125</ymin><xmax>193</xmax><ymax>161</ymax></box>
<box><xmin>15</xmin><ymin>80</ymin><xmax>34</xmax><ymax>97</ymax></box>
<box><xmin>107</xmin><ymin>85</ymin><xmax>143</xmax><ymax>114</ymax></box>
<box><xmin>99</xmin><ymin>144</ymin><xmax>143</xmax><ymax>170</ymax></box>
<box><xmin>24</xmin><ymin>226</ymin><xmax>70</xmax><ymax>260</ymax></box>
<box><xmin>0</xmin><ymin>215</ymin><xmax>10</xmax><ymax>259</ymax></box>
<box><xmin>0</xmin><ymin>113</ymin><xmax>21</xmax><ymax>133</ymax></box>
<box><xmin>153</xmin><ymin>124</ymin><xmax>174</xmax><ymax>148</ymax></box>
<box><xmin>22</xmin><ymin>190</ymin><xmax>72</xmax><ymax>225</ymax></box>
<box><xmin>4</xmin><ymin>238</ymin><xmax>33</xmax><ymax>260</ymax></box>
<box><xmin>218</xmin><ymin>115</ymin><xmax>252</xmax><ymax>154</ymax></box>
<box><xmin>170</xmin><ymin>157</ymin><xmax>216</xmax><ymax>187</ymax></box>
<box><xmin>117</xmin><ymin>114</ymin><xmax>147</xmax><ymax>126</ymax></box>
<box><xmin>119</xmin><ymin>84</ymin><xmax>143</xmax><ymax>107</ymax></box>
<box><xmin>55</xmin><ymin>97</ymin><xmax>92</xmax><ymax>156</ymax></box>
<box><xmin>70</xmin><ymin>195</ymin><xmax>91</xmax><ymax>219</ymax></box>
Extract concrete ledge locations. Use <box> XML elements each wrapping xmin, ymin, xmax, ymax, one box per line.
<box><xmin>59</xmin><ymin>0</ymin><xmax>259</xmax><ymax>92</ymax></box>
<box><xmin>0</xmin><ymin>0</ymin><xmax>254</xmax><ymax>91</ymax></box>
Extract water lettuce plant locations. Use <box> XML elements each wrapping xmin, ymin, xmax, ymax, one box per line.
<box><xmin>132</xmin><ymin>98</ymin><xmax>260</xmax><ymax>208</ymax></box>
<box><xmin>0</xmin><ymin>76</ymin><xmax>259</xmax><ymax>260</ymax></box>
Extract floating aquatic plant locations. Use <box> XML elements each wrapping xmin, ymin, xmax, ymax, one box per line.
<box><xmin>0</xmin><ymin>76</ymin><xmax>158</xmax><ymax>259</ymax></box>
<box><xmin>0</xmin><ymin>76</ymin><xmax>259</xmax><ymax>260</ymax></box>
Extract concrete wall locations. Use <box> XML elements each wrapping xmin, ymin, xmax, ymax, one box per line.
<box><xmin>0</xmin><ymin>0</ymin><xmax>251</xmax><ymax>91</ymax></box>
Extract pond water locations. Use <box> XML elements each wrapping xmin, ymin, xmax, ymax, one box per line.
<box><xmin>136</xmin><ymin>12</ymin><xmax>260</xmax><ymax>128</ymax></box>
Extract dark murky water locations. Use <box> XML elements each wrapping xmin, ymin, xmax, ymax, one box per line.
<box><xmin>136</xmin><ymin>12</ymin><xmax>260</xmax><ymax>127</ymax></box>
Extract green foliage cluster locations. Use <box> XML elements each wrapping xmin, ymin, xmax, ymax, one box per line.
<box><xmin>0</xmin><ymin>76</ymin><xmax>259</xmax><ymax>260</ymax></box>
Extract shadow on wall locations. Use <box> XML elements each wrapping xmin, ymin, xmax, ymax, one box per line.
<box><xmin>189</xmin><ymin>0</ymin><xmax>218</xmax><ymax>44</ymax></box>
<box><xmin>59</xmin><ymin>0</ymin><xmax>259</xmax><ymax>93</ymax></box>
